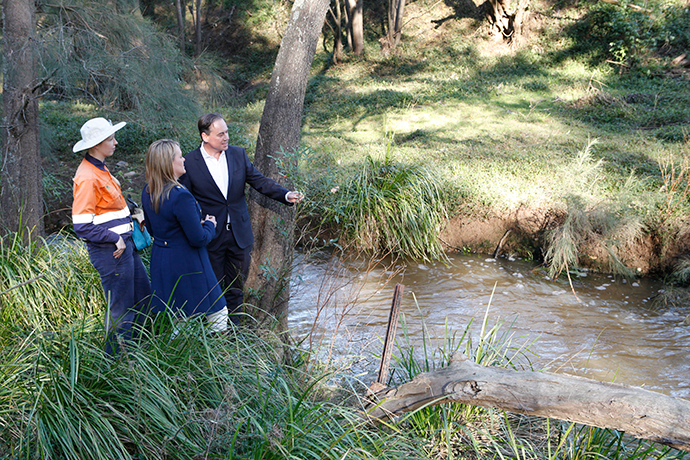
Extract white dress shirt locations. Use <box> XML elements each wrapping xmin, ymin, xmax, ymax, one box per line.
<box><xmin>200</xmin><ymin>144</ymin><xmax>229</xmax><ymax>200</ymax></box>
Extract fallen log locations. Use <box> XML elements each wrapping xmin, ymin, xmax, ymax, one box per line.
<box><xmin>366</xmin><ymin>353</ymin><xmax>690</xmax><ymax>452</ymax></box>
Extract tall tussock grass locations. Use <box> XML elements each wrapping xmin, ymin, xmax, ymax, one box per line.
<box><xmin>544</xmin><ymin>140</ymin><xmax>646</xmax><ymax>280</ymax></box>
<box><xmin>339</xmin><ymin>152</ymin><xmax>448</xmax><ymax>262</ymax></box>
<box><xmin>0</xmin><ymin>231</ymin><xmax>103</xmax><ymax>331</ymax></box>
<box><xmin>0</xmin><ymin>232</ymin><xmax>418</xmax><ymax>459</ymax></box>
<box><xmin>271</xmin><ymin>142</ymin><xmax>448</xmax><ymax>262</ymax></box>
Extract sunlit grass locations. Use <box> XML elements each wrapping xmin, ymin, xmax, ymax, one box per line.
<box><xmin>292</xmin><ymin>6</ymin><xmax>690</xmax><ymax>273</ymax></box>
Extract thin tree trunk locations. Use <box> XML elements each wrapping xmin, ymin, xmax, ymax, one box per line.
<box><xmin>332</xmin><ymin>0</ymin><xmax>343</xmax><ymax>64</ymax></box>
<box><xmin>246</xmin><ymin>0</ymin><xmax>329</xmax><ymax>330</ymax></box>
<box><xmin>345</xmin><ymin>0</ymin><xmax>353</xmax><ymax>49</ymax></box>
<box><xmin>345</xmin><ymin>0</ymin><xmax>363</xmax><ymax>55</ymax></box>
<box><xmin>175</xmin><ymin>0</ymin><xmax>186</xmax><ymax>53</ymax></box>
<box><xmin>367</xmin><ymin>353</ymin><xmax>690</xmax><ymax>452</ymax></box>
<box><xmin>386</xmin><ymin>0</ymin><xmax>405</xmax><ymax>50</ymax></box>
<box><xmin>1</xmin><ymin>0</ymin><xmax>43</xmax><ymax>239</ymax></box>
<box><xmin>195</xmin><ymin>0</ymin><xmax>202</xmax><ymax>56</ymax></box>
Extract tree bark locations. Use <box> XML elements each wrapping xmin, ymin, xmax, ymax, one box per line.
<box><xmin>485</xmin><ymin>0</ymin><xmax>529</xmax><ymax>44</ymax></box>
<box><xmin>246</xmin><ymin>0</ymin><xmax>329</xmax><ymax>330</ymax></box>
<box><xmin>174</xmin><ymin>0</ymin><xmax>186</xmax><ymax>53</ymax></box>
<box><xmin>345</xmin><ymin>0</ymin><xmax>363</xmax><ymax>55</ymax></box>
<box><xmin>385</xmin><ymin>0</ymin><xmax>405</xmax><ymax>51</ymax></box>
<box><xmin>1</xmin><ymin>0</ymin><xmax>44</xmax><ymax>239</ymax></box>
<box><xmin>366</xmin><ymin>353</ymin><xmax>690</xmax><ymax>452</ymax></box>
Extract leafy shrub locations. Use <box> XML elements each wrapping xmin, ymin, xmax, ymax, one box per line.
<box><xmin>658</xmin><ymin>5</ymin><xmax>690</xmax><ymax>53</ymax></box>
<box><xmin>568</xmin><ymin>4</ymin><xmax>655</xmax><ymax>67</ymax></box>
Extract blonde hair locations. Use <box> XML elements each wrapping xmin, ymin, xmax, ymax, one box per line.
<box><xmin>145</xmin><ymin>139</ymin><xmax>182</xmax><ymax>213</ymax></box>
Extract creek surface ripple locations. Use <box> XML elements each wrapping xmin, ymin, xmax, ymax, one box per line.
<box><xmin>289</xmin><ymin>252</ymin><xmax>690</xmax><ymax>398</ymax></box>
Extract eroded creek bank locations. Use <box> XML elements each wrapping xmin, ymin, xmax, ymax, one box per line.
<box><xmin>440</xmin><ymin>208</ymin><xmax>690</xmax><ymax>275</ymax></box>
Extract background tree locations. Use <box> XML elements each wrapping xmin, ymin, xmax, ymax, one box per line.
<box><xmin>1</xmin><ymin>0</ymin><xmax>43</xmax><ymax>238</ymax></box>
<box><xmin>346</xmin><ymin>0</ymin><xmax>364</xmax><ymax>55</ymax></box>
<box><xmin>327</xmin><ymin>0</ymin><xmax>344</xmax><ymax>63</ymax></box>
<box><xmin>383</xmin><ymin>0</ymin><xmax>404</xmax><ymax>52</ymax></box>
<box><xmin>193</xmin><ymin>0</ymin><xmax>202</xmax><ymax>56</ymax></box>
<box><xmin>246</xmin><ymin>0</ymin><xmax>330</xmax><ymax>330</ymax></box>
<box><xmin>486</xmin><ymin>0</ymin><xmax>529</xmax><ymax>44</ymax></box>
<box><xmin>37</xmin><ymin>0</ymin><xmax>204</xmax><ymax>126</ymax></box>
<box><xmin>175</xmin><ymin>0</ymin><xmax>186</xmax><ymax>52</ymax></box>
<box><xmin>327</xmin><ymin>0</ymin><xmax>362</xmax><ymax>63</ymax></box>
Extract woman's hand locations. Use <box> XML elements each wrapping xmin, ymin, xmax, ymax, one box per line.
<box><xmin>113</xmin><ymin>236</ymin><xmax>126</xmax><ymax>258</ymax></box>
<box><xmin>203</xmin><ymin>215</ymin><xmax>217</xmax><ymax>227</ymax></box>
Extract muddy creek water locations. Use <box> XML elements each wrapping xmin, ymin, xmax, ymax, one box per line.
<box><xmin>289</xmin><ymin>252</ymin><xmax>690</xmax><ymax>398</ymax></box>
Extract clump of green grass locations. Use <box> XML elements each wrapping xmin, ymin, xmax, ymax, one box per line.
<box><xmin>333</xmin><ymin>150</ymin><xmax>448</xmax><ymax>261</ymax></box>
<box><xmin>277</xmin><ymin>139</ymin><xmax>449</xmax><ymax>261</ymax></box>
<box><xmin>0</xmin><ymin>230</ymin><xmax>103</xmax><ymax>332</ymax></box>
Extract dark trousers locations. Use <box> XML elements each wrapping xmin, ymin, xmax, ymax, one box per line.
<box><xmin>207</xmin><ymin>225</ymin><xmax>251</xmax><ymax>326</ymax></box>
<box><xmin>88</xmin><ymin>239</ymin><xmax>152</xmax><ymax>355</ymax></box>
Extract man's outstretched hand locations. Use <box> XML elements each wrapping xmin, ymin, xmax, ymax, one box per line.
<box><xmin>287</xmin><ymin>191</ymin><xmax>304</xmax><ymax>203</ymax></box>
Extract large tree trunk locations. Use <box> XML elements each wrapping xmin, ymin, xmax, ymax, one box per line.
<box><xmin>1</xmin><ymin>0</ymin><xmax>43</xmax><ymax>239</ymax></box>
<box><xmin>345</xmin><ymin>0</ymin><xmax>363</xmax><ymax>55</ymax></box>
<box><xmin>366</xmin><ymin>353</ymin><xmax>690</xmax><ymax>452</ymax></box>
<box><xmin>486</xmin><ymin>0</ymin><xmax>529</xmax><ymax>44</ymax></box>
<box><xmin>246</xmin><ymin>0</ymin><xmax>329</xmax><ymax>330</ymax></box>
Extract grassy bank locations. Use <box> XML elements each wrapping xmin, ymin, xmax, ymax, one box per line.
<box><xmin>289</xmin><ymin>0</ymin><xmax>689</xmax><ymax>277</ymax></box>
<box><xmin>0</xmin><ymin>233</ymin><xmax>419</xmax><ymax>459</ymax></box>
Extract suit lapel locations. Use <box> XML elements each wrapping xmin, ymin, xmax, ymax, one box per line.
<box><xmin>190</xmin><ymin>148</ymin><xmax>226</xmax><ymax>201</ymax></box>
<box><xmin>224</xmin><ymin>148</ymin><xmax>234</xmax><ymax>198</ymax></box>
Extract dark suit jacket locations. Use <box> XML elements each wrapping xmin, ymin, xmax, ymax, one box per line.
<box><xmin>179</xmin><ymin>146</ymin><xmax>291</xmax><ymax>250</ymax></box>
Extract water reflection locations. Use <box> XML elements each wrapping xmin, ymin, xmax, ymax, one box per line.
<box><xmin>289</xmin><ymin>252</ymin><xmax>690</xmax><ymax>398</ymax></box>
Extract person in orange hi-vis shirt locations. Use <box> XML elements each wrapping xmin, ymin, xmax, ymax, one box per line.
<box><xmin>72</xmin><ymin>118</ymin><xmax>151</xmax><ymax>355</ymax></box>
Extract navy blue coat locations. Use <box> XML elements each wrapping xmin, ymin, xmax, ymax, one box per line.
<box><xmin>179</xmin><ymin>146</ymin><xmax>291</xmax><ymax>250</ymax></box>
<box><xmin>142</xmin><ymin>184</ymin><xmax>226</xmax><ymax>318</ymax></box>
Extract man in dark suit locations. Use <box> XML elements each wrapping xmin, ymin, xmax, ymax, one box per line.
<box><xmin>179</xmin><ymin>112</ymin><xmax>304</xmax><ymax>326</ymax></box>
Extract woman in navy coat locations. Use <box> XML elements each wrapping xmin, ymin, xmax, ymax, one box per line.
<box><xmin>141</xmin><ymin>139</ymin><xmax>228</xmax><ymax>332</ymax></box>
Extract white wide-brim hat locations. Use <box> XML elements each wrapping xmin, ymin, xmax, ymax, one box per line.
<box><xmin>72</xmin><ymin>117</ymin><xmax>127</xmax><ymax>152</ymax></box>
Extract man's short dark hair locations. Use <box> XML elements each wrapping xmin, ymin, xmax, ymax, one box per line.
<box><xmin>198</xmin><ymin>112</ymin><xmax>224</xmax><ymax>139</ymax></box>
